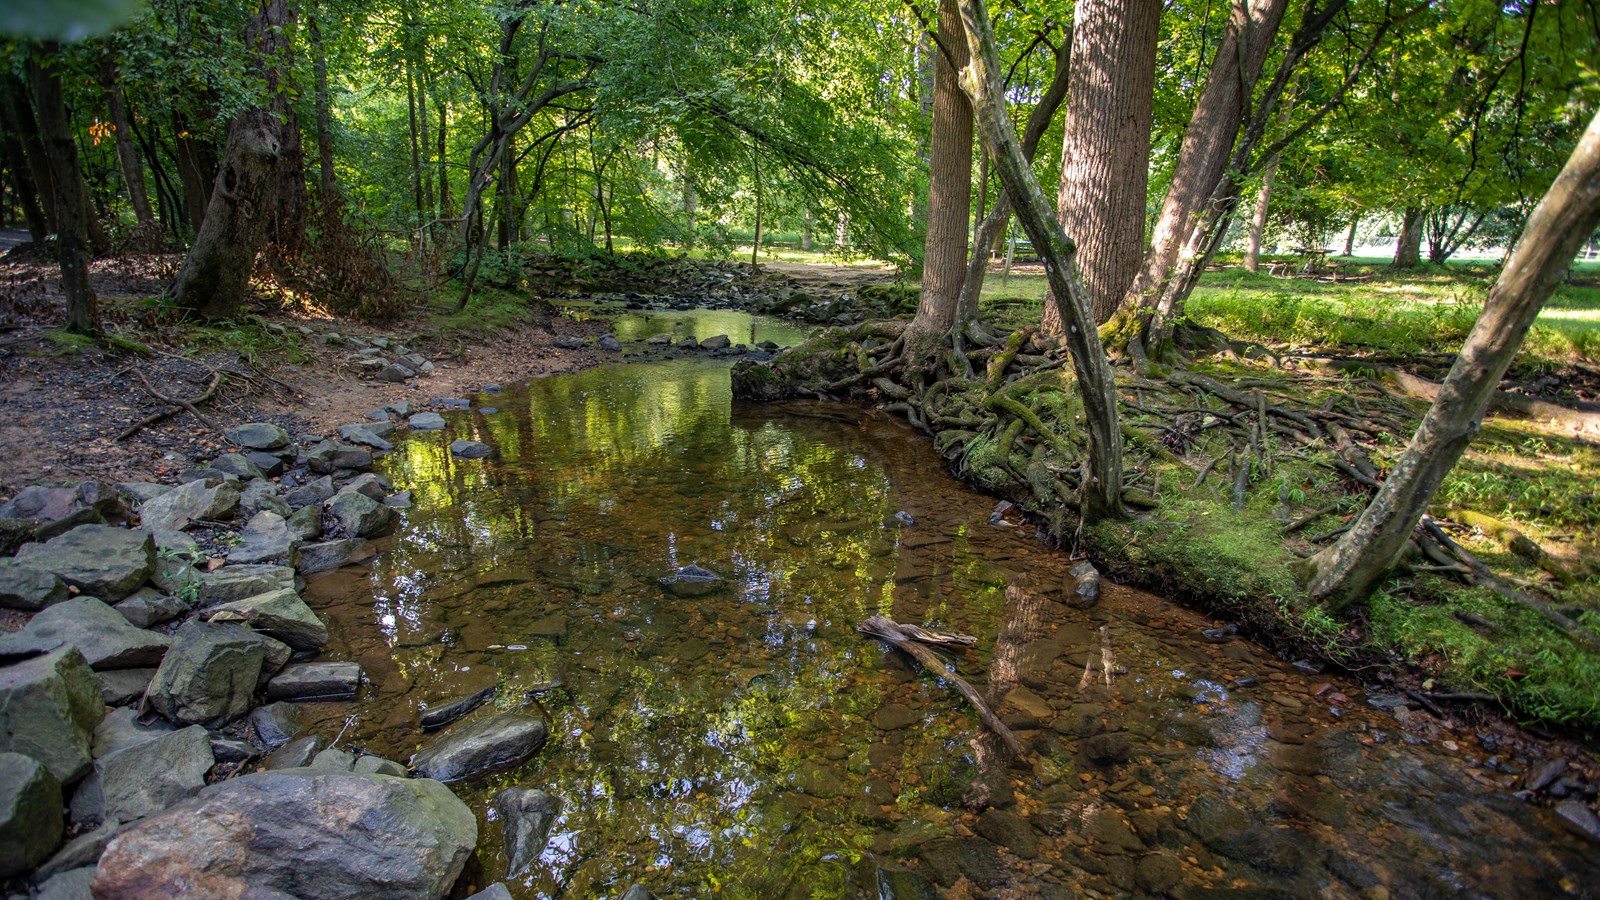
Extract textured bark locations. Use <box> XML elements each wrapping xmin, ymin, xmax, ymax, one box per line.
<box><xmin>1308</xmin><ymin>111</ymin><xmax>1600</xmax><ymax>610</ymax></box>
<box><xmin>1243</xmin><ymin>153</ymin><xmax>1279</xmax><ymax>272</ymax></box>
<box><xmin>2</xmin><ymin>75</ymin><xmax>58</xmax><ymax>233</ymax></box>
<box><xmin>1119</xmin><ymin>0</ymin><xmax>1289</xmax><ymax>314</ymax></box>
<box><xmin>0</xmin><ymin>90</ymin><xmax>48</xmax><ymax>241</ymax></box>
<box><xmin>169</xmin><ymin>0</ymin><xmax>293</xmax><ymax>320</ymax></box>
<box><xmin>956</xmin><ymin>0</ymin><xmax>1125</xmax><ymax>522</ymax></box>
<box><xmin>101</xmin><ymin>52</ymin><xmax>155</xmax><ymax>228</ymax></box>
<box><xmin>436</xmin><ymin>101</ymin><xmax>450</xmax><ymax>217</ymax></box>
<box><xmin>1393</xmin><ymin>206</ymin><xmax>1423</xmax><ymax>268</ymax></box>
<box><xmin>1342</xmin><ymin>214</ymin><xmax>1359</xmax><ymax>256</ymax></box>
<box><xmin>309</xmin><ymin>12</ymin><xmax>336</xmax><ymax>201</ymax></box>
<box><xmin>174</xmin><ymin>121</ymin><xmax>216</xmax><ymax>232</ymax></box>
<box><xmin>910</xmin><ymin>0</ymin><xmax>974</xmax><ymax>334</ymax></box>
<box><xmin>28</xmin><ymin>48</ymin><xmax>98</xmax><ymax>333</ymax></box>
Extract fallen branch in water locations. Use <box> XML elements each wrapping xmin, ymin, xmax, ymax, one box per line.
<box><xmin>857</xmin><ymin>615</ymin><xmax>1027</xmax><ymax>760</ymax></box>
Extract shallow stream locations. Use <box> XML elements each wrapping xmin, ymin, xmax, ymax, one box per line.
<box><xmin>300</xmin><ymin>310</ymin><xmax>1600</xmax><ymax>899</ymax></box>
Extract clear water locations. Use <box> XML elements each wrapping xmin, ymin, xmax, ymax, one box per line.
<box><xmin>300</xmin><ymin>341</ymin><xmax>1600</xmax><ymax>899</ymax></box>
<box><xmin>557</xmin><ymin>301</ymin><xmax>815</xmax><ymax>348</ymax></box>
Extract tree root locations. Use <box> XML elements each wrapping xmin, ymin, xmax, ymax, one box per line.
<box><xmin>117</xmin><ymin>368</ymin><xmax>225</xmax><ymax>442</ymax></box>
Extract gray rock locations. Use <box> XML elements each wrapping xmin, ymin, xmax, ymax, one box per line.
<box><xmin>117</xmin><ymin>482</ymin><xmax>172</xmax><ymax>504</ymax></box>
<box><xmin>35</xmin><ymin>821</ymin><xmax>121</xmax><ymax>881</ymax></box>
<box><xmin>239</xmin><ymin>479</ymin><xmax>290</xmax><ymax>518</ymax></box>
<box><xmin>113</xmin><ymin>588</ymin><xmax>188</xmax><ymax>628</ymax></box>
<box><xmin>495</xmin><ymin>787</ymin><xmax>561</xmax><ymax>875</ymax></box>
<box><xmin>310</xmin><ymin>747</ymin><xmax>357</xmax><ymax>771</ymax></box>
<box><xmin>338</xmin><ymin>472</ymin><xmax>391</xmax><ymax>501</ymax></box>
<box><xmin>14</xmin><ymin>525</ymin><xmax>155</xmax><ymax>601</ymax></box>
<box><xmin>266</xmin><ymin>661</ymin><xmax>362</xmax><ymax>700</ymax></box>
<box><xmin>327</xmin><ymin>491</ymin><xmax>394</xmax><ymax>538</ymax></box>
<box><xmin>408</xmin><ymin>411</ymin><xmax>447</xmax><ymax>431</ymax></box>
<box><xmin>0</xmin><ymin>597</ymin><xmax>170</xmax><ymax>670</ymax></box>
<box><xmin>307</xmin><ymin>441</ymin><xmax>373</xmax><ymax>474</ymax></box>
<box><xmin>0</xmin><ymin>647</ymin><xmax>102</xmax><ymax>782</ymax></box>
<box><xmin>431</xmin><ymin>397</ymin><xmax>470</xmax><ymax>409</ymax></box>
<box><xmin>410</xmin><ymin>713</ymin><xmax>548</xmax><ymax>783</ymax></box>
<box><xmin>90</xmin><ymin>707</ymin><xmax>175</xmax><ymax>759</ymax></box>
<box><xmin>976</xmin><ymin>807</ymin><xmax>1039</xmax><ymax>859</ymax></box>
<box><xmin>144</xmin><ymin>621</ymin><xmax>289</xmax><ymax>727</ymax></box>
<box><xmin>262</xmin><ymin>734</ymin><xmax>327</xmax><ymax>770</ymax></box>
<box><xmin>4</xmin><ymin>485</ymin><xmax>78</xmax><ymax>521</ymax></box>
<box><xmin>284</xmin><ymin>475</ymin><xmax>335</xmax><ymax>510</ymax></box>
<box><xmin>469</xmin><ymin>885</ymin><xmax>515</xmax><ymax>900</ymax></box>
<box><xmin>35</xmin><ymin>866</ymin><xmax>96</xmax><ymax>900</ymax></box>
<box><xmin>227</xmin><ymin>511</ymin><xmax>300</xmax><ymax>568</ymax></box>
<box><xmin>599</xmin><ymin>334</ymin><xmax>622</xmax><ymax>351</ymax></box>
<box><xmin>244</xmin><ymin>451</ymin><xmax>287</xmax><ymax>478</ymax></box>
<box><xmin>0</xmin><ymin>558</ymin><xmax>70</xmax><ymax>611</ymax></box>
<box><xmin>385</xmin><ymin>400</ymin><xmax>412</xmax><ymax>417</ymax></box>
<box><xmin>78</xmin><ymin>725</ymin><xmax>212</xmax><ymax>823</ymax></box>
<box><xmin>296</xmin><ymin>538</ymin><xmax>371</xmax><ymax>575</ymax></box>
<box><xmin>384</xmin><ymin>491</ymin><xmax>413</xmax><ymax>509</ymax></box>
<box><xmin>209</xmin><ymin>588</ymin><xmax>327</xmax><ymax>653</ymax></box>
<box><xmin>699</xmin><ymin>334</ymin><xmax>731</xmax><ymax>349</ymax></box>
<box><xmin>0</xmin><ymin>752</ymin><xmax>62</xmax><ymax>878</ymax></box>
<box><xmin>620</xmin><ymin>886</ymin><xmax>654</xmax><ymax>900</ymax></box>
<box><xmin>338</xmin><ymin>423</ymin><xmax>395</xmax><ymax>452</ymax></box>
<box><xmin>450</xmin><ymin>440</ymin><xmax>492</xmax><ymax>459</ymax></box>
<box><xmin>92</xmin><ymin>769</ymin><xmax>477</xmax><ymax>899</ymax></box>
<box><xmin>351</xmin><ymin>754</ymin><xmax>407</xmax><ymax>777</ymax></box>
<box><xmin>555</xmin><ymin>336</ymin><xmax>584</xmax><ymax>349</ymax></box>
<box><xmin>658</xmin><ymin>564</ymin><xmax>725</xmax><ymax>597</ymax></box>
<box><xmin>209</xmin><ymin>737</ymin><xmax>256</xmax><ymax>763</ymax></box>
<box><xmin>226</xmin><ymin>423</ymin><xmax>290</xmax><ymax>451</ymax></box>
<box><xmin>96</xmin><ymin>668</ymin><xmax>155</xmax><ymax>706</ymax></box>
<box><xmin>249</xmin><ymin>702</ymin><xmax>302</xmax><ymax>747</ymax></box>
<box><xmin>210</xmin><ymin>453</ymin><xmax>265</xmax><ymax>480</ymax></box>
<box><xmin>1556</xmin><ymin>800</ymin><xmax>1600</xmax><ymax>843</ymax></box>
<box><xmin>287</xmin><ymin>502</ymin><xmax>324</xmax><ymax>541</ymax></box>
<box><xmin>139</xmin><ymin>479</ymin><xmax>241</xmax><ymax>532</ymax></box>
<box><xmin>196</xmin><ymin>564</ymin><xmax>297</xmax><ymax>605</ymax></box>
<box><xmin>378</xmin><ymin>362</ymin><xmax>413</xmax><ymax>382</ymax></box>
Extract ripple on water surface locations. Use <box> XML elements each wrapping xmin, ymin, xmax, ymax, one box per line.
<box><xmin>301</xmin><ymin>354</ymin><xmax>1600</xmax><ymax>899</ymax></box>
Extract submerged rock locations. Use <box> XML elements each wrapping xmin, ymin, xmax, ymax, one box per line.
<box><xmin>410</xmin><ymin>713</ymin><xmax>548</xmax><ymax>783</ymax></box>
<box><xmin>420</xmin><ymin>685</ymin><xmax>496</xmax><ymax>732</ymax></box>
<box><xmin>494</xmin><ymin>787</ymin><xmax>561</xmax><ymax>875</ymax></box>
<box><xmin>657</xmin><ymin>564</ymin><xmax>725</xmax><ymax>598</ymax></box>
<box><xmin>450</xmin><ymin>439</ymin><xmax>493</xmax><ymax>459</ymax></box>
<box><xmin>93</xmin><ymin>769</ymin><xmax>477</xmax><ymax>899</ymax></box>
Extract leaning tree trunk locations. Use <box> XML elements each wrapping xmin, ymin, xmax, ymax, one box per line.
<box><xmin>169</xmin><ymin>0</ymin><xmax>292</xmax><ymax>321</ymax></box>
<box><xmin>1243</xmin><ymin>153</ymin><xmax>1280</xmax><ymax>272</ymax></box>
<box><xmin>956</xmin><ymin>0</ymin><xmax>1125</xmax><ymax>523</ymax></box>
<box><xmin>909</xmin><ymin>0</ymin><xmax>974</xmax><ymax>335</ymax></box>
<box><xmin>1393</xmin><ymin>206</ymin><xmax>1423</xmax><ymax>268</ymax></box>
<box><xmin>101</xmin><ymin>51</ymin><xmax>156</xmax><ymax>230</ymax></box>
<box><xmin>28</xmin><ymin>47</ymin><xmax>98</xmax><ymax>334</ymax></box>
<box><xmin>1041</xmin><ymin>0</ymin><xmax>1160</xmax><ymax>331</ymax></box>
<box><xmin>1307</xmin><ymin>110</ymin><xmax>1600</xmax><ymax>611</ymax></box>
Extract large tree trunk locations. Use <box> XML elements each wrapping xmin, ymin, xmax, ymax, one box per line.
<box><xmin>1041</xmin><ymin>0</ymin><xmax>1160</xmax><ymax>331</ymax></box>
<box><xmin>0</xmin><ymin>92</ymin><xmax>48</xmax><ymax>241</ymax></box>
<box><xmin>1119</xmin><ymin>0</ymin><xmax>1289</xmax><ymax>316</ymax></box>
<box><xmin>1307</xmin><ymin>111</ymin><xmax>1600</xmax><ymax>611</ymax></box>
<box><xmin>1392</xmin><ymin>206</ymin><xmax>1423</xmax><ymax>268</ymax></box>
<box><xmin>101</xmin><ymin>51</ymin><xmax>155</xmax><ymax>230</ymax></box>
<box><xmin>1243</xmin><ymin>153</ymin><xmax>1279</xmax><ymax>272</ymax></box>
<box><xmin>28</xmin><ymin>47</ymin><xmax>98</xmax><ymax>334</ymax></box>
<box><xmin>956</xmin><ymin>0</ymin><xmax>1125</xmax><ymax>523</ymax></box>
<box><xmin>2</xmin><ymin>75</ymin><xmax>59</xmax><ymax>233</ymax></box>
<box><xmin>909</xmin><ymin>0</ymin><xmax>974</xmax><ymax>335</ymax></box>
<box><xmin>169</xmin><ymin>0</ymin><xmax>292</xmax><ymax>320</ymax></box>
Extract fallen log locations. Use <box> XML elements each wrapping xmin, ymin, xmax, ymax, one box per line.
<box><xmin>856</xmin><ymin>615</ymin><xmax>1027</xmax><ymax>760</ymax></box>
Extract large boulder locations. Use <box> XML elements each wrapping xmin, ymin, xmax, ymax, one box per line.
<box><xmin>307</xmin><ymin>441</ymin><xmax>373</xmax><ymax>475</ymax></box>
<box><xmin>225</xmin><ymin>422</ymin><xmax>290</xmax><ymax>451</ymax></box>
<box><xmin>14</xmin><ymin>525</ymin><xmax>155</xmax><ymax>601</ymax></box>
<box><xmin>71</xmin><ymin>723</ymin><xmax>212</xmax><ymax>824</ymax></box>
<box><xmin>0</xmin><ymin>559</ymin><xmax>70</xmax><ymax>611</ymax></box>
<box><xmin>143</xmin><ymin>621</ymin><xmax>289</xmax><ymax>727</ymax></box>
<box><xmin>92</xmin><ymin>769</ymin><xmax>477</xmax><ymax>899</ymax></box>
<box><xmin>137</xmin><ymin>479</ymin><xmax>241</xmax><ymax>533</ymax></box>
<box><xmin>495</xmin><ymin>788</ymin><xmax>560</xmax><ymax>876</ymax></box>
<box><xmin>0</xmin><ymin>751</ymin><xmax>63</xmax><ymax>878</ymax></box>
<box><xmin>0</xmin><ymin>647</ymin><xmax>103</xmax><ymax>783</ymax></box>
<box><xmin>410</xmin><ymin>714</ymin><xmax>547</xmax><ymax>783</ymax></box>
<box><xmin>227</xmin><ymin>511</ymin><xmax>300</xmax><ymax>568</ymax></box>
<box><xmin>0</xmin><ymin>597</ymin><xmax>170</xmax><ymax>670</ymax></box>
<box><xmin>327</xmin><ymin>491</ymin><xmax>394</xmax><ymax>538</ymax></box>
<box><xmin>208</xmin><ymin>588</ymin><xmax>328</xmax><ymax>653</ymax></box>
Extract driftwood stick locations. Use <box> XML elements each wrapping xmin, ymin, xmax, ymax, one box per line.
<box><xmin>117</xmin><ymin>369</ymin><xmax>224</xmax><ymax>441</ymax></box>
<box><xmin>857</xmin><ymin>615</ymin><xmax>1027</xmax><ymax>760</ymax></box>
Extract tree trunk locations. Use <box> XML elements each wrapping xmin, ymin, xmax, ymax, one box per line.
<box><xmin>27</xmin><ymin>47</ymin><xmax>98</xmax><ymax>334</ymax></box>
<box><xmin>437</xmin><ymin>101</ymin><xmax>450</xmax><ymax>217</ymax></box>
<box><xmin>309</xmin><ymin>11</ymin><xmax>336</xmax><ymax>202</ymax></box>
<box><xmin>272</xmin><ymin>106</ymin><xmax>306</xmax><ymax>257</ymax></box>
<box><xmin>1341</xmin><ymin>213</ymin><xmax>1359</xmax><ymax>256</ymax></box>
<box><xmin>1243</xmin><ymin>153</ymin><xmax>1279</xmax><ymax>272</ymax></box>
<box><xmin>1307</xmin><ymin>111</ymin><xmax>1600</xmax><ymax>611</ymax></box>
<box><xmin>174</xmin><ymin>120</ymin><xmax>216</xmax><ymax>233</ymax></box>
<box><xmin>956</xmin><ymin>0</ymin><xmax>1125</xmax><ymax>523</ymax></box>
<box><xmin>751</xmin><ymin>141</ymin><xmax>762</xmax><ymax>268</ymax></box>
<box><xmin>0</xmin><ymin>99</ymin><xmax>48</xmax><ymax>241</ymax></box>
<box><xmin>101</xmin><ymin>51</ymin><xmax>155</xmax><ymax>229</ymax></box>
<box><xmin>169</xmin><ymin>0</ymin><xmax>292</xmax><ymax>320</ymax></box>
<box><xmin>801</xmin><ymin>206</ymin><xmax>813</xmax><ymax>251</ymax></box>
<box><xmin>2</xmin><ymin>75</ymin><xmax>59</xmax><ymax>233</ymax></box>
<box><xmin>1393</xmin><ymin>206</ymin><xmax>1423</xmax><ymax>268</ymax></box>
<box><xmin>1119</xmin><ymin>0</ymin><xmax>1289</xmax><ymax>316</ymax></box>
<box><xmin>1041</xmin><ymin>0</ymin><xmax>1160</xmax><ymax>330</ymax></box>
<box><xmin>910</xmin><ymin>0</ymin><xmax>974</xmax><ymax>335</ymax></box>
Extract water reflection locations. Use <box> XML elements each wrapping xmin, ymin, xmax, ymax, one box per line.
<box><xmin>559</xmin><ymin>301</ymin><xmax>816</xmax><ymax>348</ymax></box>
<box><xmin>302</xmin><ymin>353</ymin><xmax>1600</xmax><ymax>899</ymax></box>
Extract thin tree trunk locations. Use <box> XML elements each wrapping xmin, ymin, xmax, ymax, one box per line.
<box><xmin>174</xmin><ymin>119</ymin><xmax>216</xmax><ymax>233</ymax></box>
<box><xmin>1393</xmin><ymin>206</ymin><xmax>1423</xmax><ymax>267</ymax></box>
<box><xmin>910</xmin><ymin>0</ymin><xmax>974</xmax><ymax>335</ymax></box>
<box><xmin>1342</xmin><ymin>213</ymin><xmax>1359</xmax><ymax>256</ymax></box>
<box><xmin>956</xmin><ymin>0</ymin><xmax>1125</xmax><ymax>522</ymax></box>
<box><xmin>1243</xmin><ymin>153</ymin><xmax>1279</xmax><ymax>272</ymax></box>
<box><xmin>801</xmin><ymin>205</ymin><xmax>813</xmax><ymax>251</ymax></box>
<box><xmin>169</xmin><ymin>0</ymin><xmax>292</xmax><ymax>320</ymax></box>
<box><xmin>272</xmin><ymin>99</ymin><xmax>306</xmax><ymax>257</ymax></box>
<box><xmin>0</xmin><ymin>101</ymin><xmax>48</xmax><ymax>241</ymax></box>
<box><xmin>2</xmin><ymin>75</ymin><xmax>59</xmax><ymax>233</ymax></box>
<box><xmin>309</xmin><ymin>10</ymin><xmax>336</xmax><ymax>202</ymax></box>
<box><xmin>751</xmin><ymin>140</ymin><xmax>762</xmax><ymax>268</ymax></box>
<box><xmin>28</xmin><ymin>47</ymin><xmax>98</xmax><ymax>334</ymax></box>
<box><xmin>1042</xmin><ymin>0</ymin><xmax>1160</xmax><ymax>330</ymax></box>
<box><xmin>437</xmin><ymin>101</ymin><xmax>450</xmax><ymax>217</ymax></box>
<box><xmin>407</xmin><ymin>59</ymin><xmax>424</xmax><ymax>225</ymax></box>
<box><xmin>101</xmin><ymin>51</ymin><xmax>155</xmax><ymax>229</ymax></box>
<box><xmin>1307</xmin><ymin>111</ymin><xmax>1600</xmax><ymax>610</ymax></box>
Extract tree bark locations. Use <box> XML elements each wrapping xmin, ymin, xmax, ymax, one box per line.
<box><xmin>1243</xmin><ymin>153</ymin><xmax>1279</xmax><ymax>272</ymax></box>
<box><xmin>1042</xmin><ymin>0</ymin><xmax>1160</xmax><ymax>330</ymax></box>
<box><xmin>101</xmin><ymin>50</ymin><xmax>155</xmax><ymax>229</ymax></box>
<box><xmin>174</xmin><ymin>117</ymin><xmax>217</xmax><ymax>233</ymax></box>
<box><xmin>910</xmin><ymin>0</ymin><xmax>974</xmax><ymax>335</ymax></box>
<box><xmin>0</xmin><ymin>91</ymin><xmax>48</xmax><ymax>241</ymax></box>
<box><xmin>309</xmin><ymin>11</ymin><xmax>336</xmax><ymax>202</ymax></box>
<box><xmin>437</xmin><ymin>100</ymin><xmax>450</xmax><ymax>217</ymax></box>
<box><xmin>2</xmin><ymin>75</ymin><xmax>59</xmax><ymax>233</ymax></box>
<box><xmin>1119</xmin><ymin>0</ymin><xmax>1289</xmax><ymax>315</ymax></box>
<box><xmin>1307</xmin><ymin>110</ymin><xmax>1600</xmax><ymax>611</ymax></box>
<box><xmin>169</xmin><ymin>0</ymin><xmax>292</xmax><ymax>320</ymax></box>
<box><xmin>956</xmin><ymin>0</ymin><xmax>1125</xmax><ymax>522</ymax></box>
<box><xmin>1393</xmin><ymin>205</ymin><xmax>1423</xmax><ymax>268</ymax></box>
<box><xmin>28</xmin><ymin>47</ymin><xmax>98</xmax><ymax>333</ymax></box>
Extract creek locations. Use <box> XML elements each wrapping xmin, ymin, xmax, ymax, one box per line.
<box><xmin>299</xmin><ymin>308</ymin><xmax>1600</xmax><ymax>898</ymax></box>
